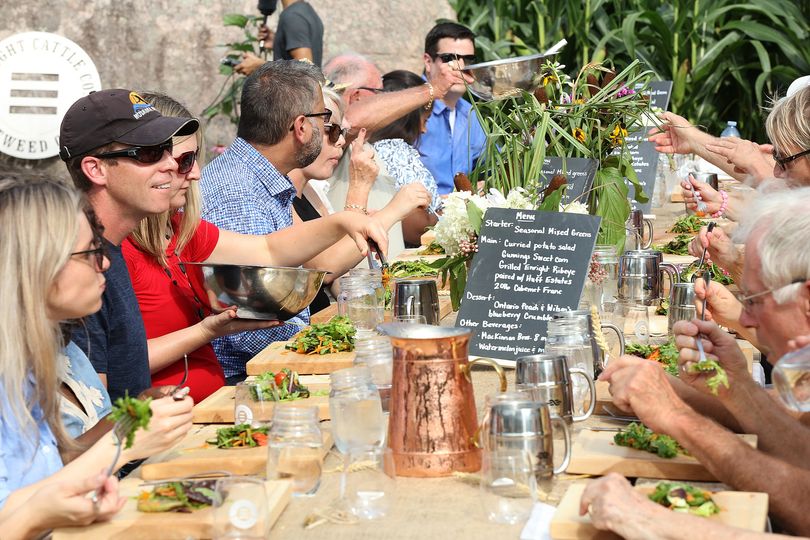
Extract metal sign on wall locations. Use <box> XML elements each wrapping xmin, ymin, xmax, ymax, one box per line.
<box><xmin>0</xmin><ymin>32</ymin><xmax>101</xmax><ymax>160</ymax></box>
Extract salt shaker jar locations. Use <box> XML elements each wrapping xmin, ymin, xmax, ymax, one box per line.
<box><xmin>266</xmin><ymin>405</ymin><xmax>323</xmax><ymax>497</ymax></box>
<box><xmin>329</xmin><ymin>366</ymin><xmax>386</xmax><ymax>453</ymax></box>
<box><xmin>544</xmin><ymin>318</ymin><xmax>594</xmax><ymax>416</ymax></box>
<box><xmin>337</xmin><ymin>276</ymin><xmax>384</xmax><ymax>334</ymax></box>
<box><xmin>354</xmin><ymin>336</ymin><xmax>394</xmax><ymax>413</ymax></box>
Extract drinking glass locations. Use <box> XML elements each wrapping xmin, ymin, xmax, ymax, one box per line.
<box><xmin>329</xmin><ymin>367</ymin><xmax>386</xmax><ymax>453</ymax></box>
<box><xmin>212</xmin><ymin>476</ymin><xmax>269</xmax><ymax>539</ymax></box>
<box><xmin>234</xmin><ymin>380</ymin><xmax>278</xmax><ymax>427</ymax></box>
<box><xmin>393</xmin><ymin>314</ymin><xmax>427</xmax><ymax>324</ymax></box>
<box><xmin>618</xmin><ymin>302</ymin><xmax>650</xmax><ymax>345</ymax></box>
<box><xmin>479</xmin><ymin>449</ymin><xmax>537</xmax><ymax>525</ymax></box>
<box><xmin>341</xmin><ymin>446</ymin><xmax>397</xmax><ymax>520</ymax></box>
<box><xmin>266</xmin><ymin>406</ymin><xmax>323</xmax><ymax>497</ymax></box>
<box><xmin>773</xmin><ymin>344</ymin><xmax>810</xmax><ymax>413</ymax></box>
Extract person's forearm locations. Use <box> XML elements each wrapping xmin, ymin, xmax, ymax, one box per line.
<box><xmin>0</xmin><ymin>502</ymin><xmax>41</xmax><ymax>539</ymax></box>
<box><xmin>670</xmin><ymin>411</ymin><xmax>810</xmax><ymax>535</ymax></box>
<box><xmin>344</xmin><ymin>183</ymin><xmax>372</xmax><ymax>209</ymax></box>
<box><xmin>259</xmin><ymin>212</ymin><xmax>362</xmax><ymax>267</ymax></box>
<box><xmin>147</xmin><ymin>324</ymin><xmax>211</xmax><ymax>373</ymax></box>
<box><xmin>719</xmin><ymin>377</ymin><xmax>810</xmax><ymax>467</ymax></box>
<box><xmin>345</xmin><ymin>86</ymin><xmax>431</xmax><ymax>135</ymax></box>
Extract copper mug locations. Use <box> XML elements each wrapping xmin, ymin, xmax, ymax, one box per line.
<box><xmin>377</xmin><ymin>323</ymin><xmax>507</xmax><ymax>477</ymax></box>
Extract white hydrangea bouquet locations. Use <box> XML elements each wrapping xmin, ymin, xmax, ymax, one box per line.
<box><xmin>430</xmin><ymin>186</ymin><xmax>588</xmax><ymax>310</ymax></box>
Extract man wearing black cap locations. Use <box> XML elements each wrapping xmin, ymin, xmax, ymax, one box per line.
<box><xmin>59</xmin><ymin>89</ymin><xmax>198</xmax><ymax>402</ymax></box>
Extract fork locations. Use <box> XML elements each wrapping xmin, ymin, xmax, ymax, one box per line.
<box><xmin>695</xmin><ymin>271</ymin><xmax>712</xmax><ymax>364</ymax></box>
<box><xmin>91</xmin><ymin>415</ymin><xmax>138</xmax><ymax>505</ymax></box>
<box><xmin>171</xmin><ymin>354</ymin><xmax>189</xmax><ymax>401</ymax></box>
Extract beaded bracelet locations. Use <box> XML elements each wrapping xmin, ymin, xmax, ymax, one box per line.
<box><xmin>424</xmin><ymin>82</ymin><xmax>435</xmax><ymax>112</ymax></box>
<box><xmin>711</xmin><ymin>189</ymin><xmax>729</xmax><ymax>218</ymax></box>
<box><xmin>344</xmin><ymin>204</ymin><xmax>368</xmax><ymax>215</ymax></box>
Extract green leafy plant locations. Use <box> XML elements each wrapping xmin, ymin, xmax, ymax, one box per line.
<box><xmin>450</xmin><ymin>0</ymin><xmax>810</xmax><ymax>140</ymax></box>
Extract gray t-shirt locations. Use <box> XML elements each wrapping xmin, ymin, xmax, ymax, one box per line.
<box><xmin>273</xmin><ymin>1</ymin><xmax>324</xmax><ymax>67</ymax></box>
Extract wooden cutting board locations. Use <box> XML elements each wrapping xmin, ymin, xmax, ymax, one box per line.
<box><xmin>566</xmin><ymin>430</ymin><xmax>757</xmax><ymax>481</ymax></box>
<box><xmin>550</xmin><ymin>482</ymin><xmax>768</xmax><ymax>539</ymax></box>
<box><xmin>140</xmin><ymin>424</ymin><xmax>333</xmax><ymax>481</ymax></box>
<box><xmin>247</xmin><ymin>341</ymin><xmax>356</xmax><ymax>375</ymax></box>
<box><xmin>193</xmin><ymin>383</ymin><xmax>331</xmax><ymax>423</ymax></box>
<box><xmin>52</xmin><ymin>478</ymin><xmax>292</xmax><ymax>540</ymax></box>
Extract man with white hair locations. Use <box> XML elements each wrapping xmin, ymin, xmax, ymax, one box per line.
<box><xmin>600</xmin><ymin>186</ymin><xmax>810</xmax><ymax>535</ymax></box>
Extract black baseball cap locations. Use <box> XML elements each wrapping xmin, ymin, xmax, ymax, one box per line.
<box><xmin>58</xmin><ymin>89</ymin><xmax>199</xmax><ymax>161</ymax></box>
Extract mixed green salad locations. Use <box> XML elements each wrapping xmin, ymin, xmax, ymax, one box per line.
<box><xmin>208</xmin><ymin>424</ymin><xmax>269</xmax><ymax>448</ymax></box>
<box><xmin>649</xmin><ymin>482</ymin><xmax>720</xmax><ymax>516</ymax></box>
<box><xmin>285</xmin><ymin>316</ymin><xmax>355</xmax><ymax>355</ymax></box>
<box><xmin>669</xmin><ymin>215</ymin><xmax>707</xmax><ymax>234</ymax></box>
<box><xmin>137</xmin><ymin>480</ymin><xmax>221</xmax><ymax>513</ymax></box>
<box><xmin>614</xmin><ymin>422</ymin><xmax>685</xmax><ymax>459</ymax></box>
<box><xmin>110</xmin><ymin>394</ymin><xmax>153</xmax><ymax>449</ymax></box>
<box><xmin>626</xmin><ymin>339</ymin><xmax>679</xmax><ymax>376</ymax></box>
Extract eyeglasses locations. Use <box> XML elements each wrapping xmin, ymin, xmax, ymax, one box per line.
<box><xmin>303</xmin><ymin>111</ymin><xmax>332</xmax><ymax>121</ymax></box>
<box><xmin>71</xmin><ymin>242</ymin><xmax>107</xmax><ymax>271</ymax></box>
<box><xmin>772</xmin><ymin>148</ymin><xmax>810</xmax><ymax>171</ymax></box>
<box><xmin>92</xmin><ymin>141</ymin><xmax>173</xmax><ymax>165</ymax></box>
<box><xmin>357</xmin><ymin>86</ymin><xmax>384</xmax><ymax>93</ymax></box>
<box><xmin>323</xmin><ymin>123</ymin><xmax>348</xmax><ymax>145</ymax></box>
<box><xmin>734</xmin><ymin>278</ymin><xmax>806</xmax><ymax>310</ymax></box>
<box><xmin>175</xmin><ymin>150</ymin><xmax>198</xmax><ymax>175</ymax></box>
<box><xmin>433</xmin><ymin>53</ymin><xmax>477</xmax><ymax>64</ymax></box>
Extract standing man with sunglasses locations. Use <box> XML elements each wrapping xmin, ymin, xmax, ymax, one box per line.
<box><xmin>417</xmin><ymin>22</ymin><xmax>486</xmax><ymax>195</ymax></box>
<box><xmin>58</xmin><ymin>89</ymin><xmax>200</xmax><ymax>403</ymax></box>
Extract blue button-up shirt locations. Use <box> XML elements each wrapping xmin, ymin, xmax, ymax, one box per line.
<box><xmin>0</xmin><ymin>377</ymin><xmax>63</xmax><ymax>509</ymax></box>
<box><xmin>416</xmin><ymin>97</ymin><xmax>487</xmax><ymax>194</ymax></box>
<box><xmin>200</xmin><ymin>137</ymin><xmax>309</xmax><ymax>378</ymax></box>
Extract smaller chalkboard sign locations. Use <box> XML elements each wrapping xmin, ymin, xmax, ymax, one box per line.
<box><xmin>538</xmin><ymin>157</ymin><xmax>598</xmax><ymax>205</ymax></box>
<box><xmin>456</xmin><ymin>208</ymin><xmax>601</xmax><ymax>362</ymax></box>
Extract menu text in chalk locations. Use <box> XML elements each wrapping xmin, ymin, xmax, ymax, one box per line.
<box><xmin>538</xmin><ymin>157</ymin><xmax>598</xmax><ymax>205</ymax></box>
<box><xmin>456</xmin><ymin>208</ymin><xmax>601</xmax><ymax>361</ymax></box>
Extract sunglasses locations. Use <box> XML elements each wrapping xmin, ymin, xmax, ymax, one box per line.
<box><xmin>434</xmin><ymin>53</ymin><xmax>477</xmax><ymax>64</ymax></box>
<box><xmin>92</xmin><ymin>140</ymin><xmax>173</xmax><ymax>165</ymax></box>
<box><xmin>71</xmin><ymin>242</ymin><xmax>107</xmax><ymax>271</ymax></box>
<box><xmin>175</xmin><ymin>150</ymin><xmax>198</xmax><ymax>175</ymax></box>
<box><xmin>357</xmin><ymin>86</ymin><xmax>384</xmax><ymax>93</ymax></box>
<box><xmin>323</xmin><ymin>123</ymin><xmax>348</xmax><ymax>145</ymax></box>
<box><xmin>772</xmin><ymin>148</ymin><xmax>810</xmax><ymax>171</ymax></box>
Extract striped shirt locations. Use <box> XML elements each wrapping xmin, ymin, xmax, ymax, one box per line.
<box><xmin>199</xmin><ymin>137</ymin><xmax>309</xmax><ymax>378</ymax></box>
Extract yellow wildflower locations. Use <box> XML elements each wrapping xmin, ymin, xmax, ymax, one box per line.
<box><xmin>542</xmin><ymin>74</ymin><xmax>558</xmax><ymax>86</ymax></box>
<box><xmin>608</xmin><ymin>124</ymin><xmax>628</xmax><ymax>146</ymax></box>
<box><xmin>572</xmin><ymin>127</ymin><xmax>586</xmax><ymax>143</ymax></box>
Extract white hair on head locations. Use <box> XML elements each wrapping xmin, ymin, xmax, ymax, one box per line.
<box><xmin>733</xmin><ymin>186</ymin><xmax>810</xmax><ymax>304</ymax></box>
<box><xmin>323</xmin><ymin>52</ymin><xmax>378</xmax><ymax>87</ymax></box>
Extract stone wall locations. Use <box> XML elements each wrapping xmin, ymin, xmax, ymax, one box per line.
<box><xmin>0</xmin><ymin>0</ymin><xmax>455</xmax><ymax>173</ymax></box>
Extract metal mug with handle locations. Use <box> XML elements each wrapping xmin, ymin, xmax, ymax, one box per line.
<box><xmin>392</xmin><ymin>278</ymin><xmax>440</xmax><ymax>325</ymax></box>
<box><xmin>625</xmin><ymin>209</ymin><xmax>654</xmax><ymax>250</ymax></box>
<box><xmin>514</xmin><ymin>354</ymin><xmax>596</xmax><ymax>423</ymax></box>
<box><xmin>668</xmin><ymin>282</ymin><xmax>697</xmax><ymax>334</ymax></box>
<box><xmin>486</xmin><ymin>400</ymin><xmax>572</xmax><ymax>485</ymax></box>
<box><xmin>618</xmin><ymin>249</ymin><xmax>679</xmax><ymax>305</ymax></box>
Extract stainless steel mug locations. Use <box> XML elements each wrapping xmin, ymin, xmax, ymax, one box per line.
<box><xmin>625</xmin><ymin>209</ymin><xmax>654</xmax><ymax>250</ymax></box>
<box><xmin>514</xmin><ymin>354</ymin><xmax>596</xmax><ymax>423</ymax></box>
<box><xmin>668</xmin><ymin>282</ymin><xmax>697</xmax><ymax>333</ymax></box>
<box><xmin>618</xmin><ymin>249</ymin><xmax>679</xmax><ymax>305</ymax></box>
<box><xmin>552</xmin><ymin>310</ymin><xmax>625</xmax><ymax>374</ymax></box>
<box><xmin>690</xmin><ymin>171</ymin><xmax>719</xmax><ymax>191</ymax></box>
<box><xmin>486</xmin><ymin>400</ymin><xmax>572</xmax><ymax>484</ymax></box>
<box><xmin>392</xmin><ymin>278</ymin><xmax>440</xmax><ymax>325</ymax></box>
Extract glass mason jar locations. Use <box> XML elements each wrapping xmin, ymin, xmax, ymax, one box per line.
<box><xmin>545</xmin><ymin>318</ymin><xmax>594</xmax><ymax>416</ymax></box>
<box><xmin>329</xmin><ymin>366</ymin><xmax>386</xmax><ymax>453</ymax></box>
<box><xmin>593</xmin><ymin>244</ymin><xmax>619</xmax><ymax>312</ymax></box>
<box><xmin>349</xmin><ymin>268</ymin><xmax>386</xmax><ymax>307</ymax></box>
<box><xmin>337</xmin><ymin>275</ymin><xmax>384</xmax><ymax>334</ymax></box>
<box><xmin>266</xmin><ymin>405</ymin><xmax>323</xmax><ymax>497</ymax></box>
<box><xmin>354</xmin><ymin>336</ymin><xmax>394</xmax><ymax>414</ymax></box>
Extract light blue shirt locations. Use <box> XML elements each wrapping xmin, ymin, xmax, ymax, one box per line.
<box><xmin>200</xmin><ymin>137</ymin><xmax>308</xmax><ymax>378</ymax></box>
<box><xmin>0</xmin><ymin>376</ymin><xmax>63</xmax><ymax>509</ymax></box>
<box><xmin>372</xmin><ymin>138</ymin><xmax>440</xmax><ymax>211</ymax></box>
<box><xmin>60</xmin><ymin>341</ymin><xmax>112</xmax><ymax>439</ymax></box>
<box><xmin>416</xmin><ymin>97</ymin><xmax>487</xmax><ymax>194</ymax></box>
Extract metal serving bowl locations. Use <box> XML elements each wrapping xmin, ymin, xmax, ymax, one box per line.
<box><xmin>462</xmin><ymin>39</ymin><xmax>567</xmax><ymax>101</ymax></box>
<box><xmin>188</xmin><ymin>263</ymin><xmax>328</xmax><ymax>321</ymax></box>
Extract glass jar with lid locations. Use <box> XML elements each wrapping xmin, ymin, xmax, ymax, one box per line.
<box><xmin>354</xmin><ymin>336</ymin><xmax>394</xmax><ymax>413</ymax></box>
<box><xmin>544</xmin><ymin>317</ymin><xmax>594</xmax><ymax>416</ymax></box>
<box><xmin>266</xmin><ymin>405</ymin><xmax>323</xmax><ymax>496</ymax></box>
<box><xmin>329</xmin><ymin>366</ymin><xmax>386</xmax><ymax>453</ymax></box>
<box><xmin>349</xmin><ymin>267</ymin><xmax>386</xmax><ymax>307</ymax></box>
<box><xmin>592</xmin><ymin>244</ymin><xmax>619</xmax><ymax>312</ymax></box>
<box><xmin>337</xmin><ymin>275</ymin><xmax>384</xmax><ymax>334</ymax></box>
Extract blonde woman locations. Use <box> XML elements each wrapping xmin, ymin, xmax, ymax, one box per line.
<box><xmin>0</xmin><ymin>175</ymin><xmax>193</xmax><ymax>535</ymax></box>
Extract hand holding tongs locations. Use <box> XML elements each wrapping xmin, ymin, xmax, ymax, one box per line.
<box><xmin>366</xmin><ymin>239</ymin><xmax>389</xmax><ymax>274</ymax></box>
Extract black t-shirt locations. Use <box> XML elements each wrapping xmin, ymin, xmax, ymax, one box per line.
<box><xmin>292</xmin><ymin>195</ymin><xmax>331</xmax><ymax>314</ymax></box>
<box><xmin>273</xmin><ymin>1</ymin><xmax>324</xmax><ymax>67</ymax></box>
<box><xmin>72</xmin><ymin>240</ymin><xmax>151</xmax><ymax>401</ymax></box>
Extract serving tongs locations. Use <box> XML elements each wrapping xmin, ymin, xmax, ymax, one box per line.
<box><xmin>367</xmin><ymin>240</ymin><xmax>389</xmax><ymax>274</ymax></box>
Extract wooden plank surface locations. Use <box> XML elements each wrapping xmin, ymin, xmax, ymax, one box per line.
<box><xmin>193</xmin><ymin>383</ymin><xmax>331</xmax><ymax>423</ymax></box>
<box><xmin>247</xmin><ymin>341</ymin><xmax>355</xmax><ymax>376</ymax></box>
<box><xmin>310</xmin><ymin>293</ymin><xmax>454</xmax><ymax>325</ymax></box>
<box><xmin>52</xmin><ymin>478</ymin><xmax>292</xmax><ymax>540</ymax></box>
<box><xmin>550</xmin><ymin>482</ymin><xmax>768</xmax><ymax>539</ymax></box>
<box><xmin>140</xmin><ymin>424</ymin><xmax>333</xmax><ymax>481</ymax></box>
<box><xmin>566</xmin><ymin>430</ymin><xmax>757</xmax><ymax>482</ymax></box>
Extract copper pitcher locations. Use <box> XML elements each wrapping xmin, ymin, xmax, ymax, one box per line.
<box><xmin>378</xmin><ymin>323</ymin><xmax>507</xmax><ymax>477</ymax></box>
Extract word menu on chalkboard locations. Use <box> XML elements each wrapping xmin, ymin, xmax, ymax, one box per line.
<box><xmin>456</xmin><ymin>208</ymin><xmax>601</xmax><ymax>362</ymax></box>
<box><xmin>621</xmin><ymin>81</ymin><xmax>673</xmax><ymax>213</ymax></box>
<box><xmin>538</xmin><ymin>157</ymin><xmax>598</xmax><ymax>205</ymax></box>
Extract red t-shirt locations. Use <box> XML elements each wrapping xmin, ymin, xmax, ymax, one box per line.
<box><xmin>123</xmin><ymin>215</ymin><xmax>222</xmax><ymax>402</ymax></box>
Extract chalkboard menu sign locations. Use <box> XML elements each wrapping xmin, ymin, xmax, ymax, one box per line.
<box><xmin>621</xmin><ymin>80</ymin><xmax>673</xmax><ymax>213</ymax></box>
<box><xmin>456</xmin><ymin>208</ymin><xmax>601</xmax><ymax>362</ymax></box>
<box><xmin>538</xmin><ymin>157</ymin><xmax>598</xmax><ymax>205</ymax></box>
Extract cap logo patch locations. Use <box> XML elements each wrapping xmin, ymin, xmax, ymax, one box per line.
<box><xmin>129</xmin><ymin>91</ymin><xmax>155</xmax><ymax>120</ymax></box>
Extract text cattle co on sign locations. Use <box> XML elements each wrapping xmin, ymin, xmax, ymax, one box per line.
<box><xmin>0</xmin><ymin>32</ymin><xmax>101</xmax><ymax>160</ymax></box>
